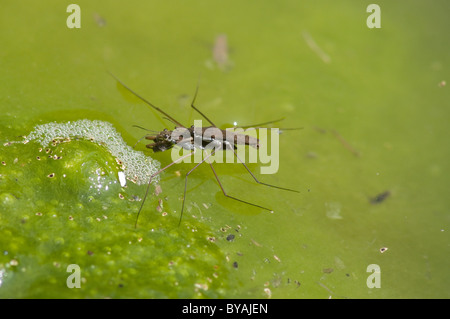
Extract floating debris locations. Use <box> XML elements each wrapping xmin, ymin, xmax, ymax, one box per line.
<box><xmin>331</xmin><ymin>130</ymin><xmax>360</xmax><ymax>157</ymax></box>
<box><xmin>302</xmin><ymin>30</ymin><xmax>331</xmax><ymax>64</ymax></box>
<box><xmin>226</xmin><ymin>234</ymin><xmax>235</xmax><ymax>242</ymax></box>
<box><xmin>370</xmin><ymin>191</ymin><xmax>390</xmax><ymax>204</ymax></box>
<box><xmin>156</xmin><ymin>199</ymin><xmax>163</xmax><ymax>213</ymax></box>
<box><xmin>322</xmin><ymin>268</ymin><xmax>334</xmax><ymax>274</ymax></box>
<box><xmin>93</xmin><ymin>13</ymin><xmax>106</xmax><ymax>27</ymax></box>
<box><xmin>118</xmin><ymin>171</ymin><xmax>127</xmax><ymax>187</ymax></box>
<box><xmin>154</xmin><ymin>184</ymin><xmax>162</xmax><ymax>196</ymax></box>
<box><xmin>250</xmin><ymin>238</ymin><xmax>262</xmax><ymax>247</ymax></box>
<box><xmin>212</xmin><ymin>34</ymin><xmax>232</xmax><ymax>71</ymax></box>
<box><xmin>325</xmin><ymin>202</ymin><xmax>343</xmax><ymax>220</ymax></box>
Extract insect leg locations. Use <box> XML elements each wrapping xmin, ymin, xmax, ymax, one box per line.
<box><xmin>135</xmin><ymin>149</ymin><xmax>195</xmax><ymax>228</ymax></box>
<box><xmin>205</xmin><ymin>156</ymin><xmax>274</xmax><ymax>213</ymax></box>
<box><xmin>225</xmin><ymin>142</ymin><xmax>300</xmax><ymax>193</ymax></box>
<box><xmin>178</xmin><ymin>149</ymin><xmax>216</xmax><ymax>226</ymax></box>
<box><xmin>189</xmin><ymin>82</ymin><xmax>217</xmax><ymax>127</ymax></box>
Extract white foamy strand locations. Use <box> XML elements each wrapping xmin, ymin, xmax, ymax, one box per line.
<box><xmin>25</xmin><ymin>120</ymin><xmax>160</xmax><ymax>185</ymax></box>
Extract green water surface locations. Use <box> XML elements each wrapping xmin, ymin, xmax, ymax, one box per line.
<box><xmin>0</xmin><ymin>0</ymin><xmax>449</xmax><ymax>298</ymax></box>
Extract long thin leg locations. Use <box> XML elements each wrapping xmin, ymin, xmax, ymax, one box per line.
<box><xmin>225</xmin><ymin>142</ymin><xmax>300</xmax><ymax>193</ymax></box>
<box><xmin>135</xmin><ymin>149</ymin><xmax>195</xmax><ymax>228</ymax></box>
<box><xmin>206</xmin><ymin>156</ymin><xmax>274</xmax><ymax>213</ymax></box>
<box><xmin>190</xmin><ymin>82</ymin><xmax>217</xmax><ymax>127</ymax></box>
<box><xmin>178</xmin><ymin>149</ymin><xmax>216</xmax><ymax>226</ymax></box>
<box><xmin>109</xmin><ymin>72</ymin><xmax>186</xmax><ymax>128</ymax></box>
<box><xmin>237</xmin><ymin>118</ymin><xmax>285</xmax><ymax>129</ymax></box>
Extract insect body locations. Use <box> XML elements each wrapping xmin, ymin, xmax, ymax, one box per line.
<box><xmin>145</xmin><ymin>125</ymin><xmax>260</xmax><ymax>152</ymax></box>
<box><xmin>109</xmin><ymin>73</ymin><xmax>298</xmax><ymax>227</ymax></box>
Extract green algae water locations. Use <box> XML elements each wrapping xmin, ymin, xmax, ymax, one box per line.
<box><xmin>0</xmin><ymin>0</ymin><xmax>449</xmax><ymax>298</ymax></box>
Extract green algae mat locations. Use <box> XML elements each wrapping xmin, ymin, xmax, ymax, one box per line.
<box><xmin>0</xmin><ymin>1</ymin><xmax>449</xmax><ymax>298</ymax></box>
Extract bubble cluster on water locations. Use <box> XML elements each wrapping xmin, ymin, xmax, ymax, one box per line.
<box><xmin>24</xmin><ymin>120</ymin><xmax>160</xmax><ymax>185</ymax></box>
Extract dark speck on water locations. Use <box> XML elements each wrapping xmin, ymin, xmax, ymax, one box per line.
<box><xmin>370</xmin><ymin>191</ymin><xmax>391</xmax><ymax>204</ymax></box>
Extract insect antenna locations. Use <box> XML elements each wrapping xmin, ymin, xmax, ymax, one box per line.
<box><xmin>132</xmin><ymin>125</ymin><xmax>160</xmax><ymax>133</ymax></box>
<box><xmin>131</xmin><ymin>125</ymin><xmax>161</xmax><ymax>148</ymax></box>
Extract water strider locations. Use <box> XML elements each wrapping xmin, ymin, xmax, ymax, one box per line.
<box><xmin>109</xmin><ymin>73</ymin><xmax>299</xmax><ymax>228</ymax></box>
